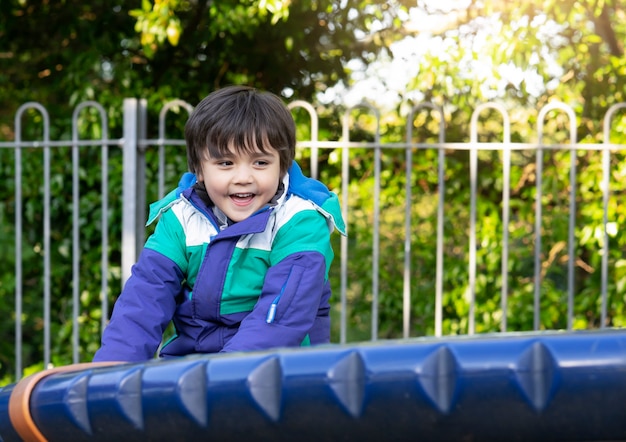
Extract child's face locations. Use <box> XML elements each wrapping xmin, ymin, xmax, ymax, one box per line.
<box><xmin>197</xmin><ymin>142</ymin><xmax>281</xmax><ymax>223</ymax></box>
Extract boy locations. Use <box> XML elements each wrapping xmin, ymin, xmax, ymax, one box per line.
<box><xmin>93</xmin><ymin>85</ymin><xmax>345</xmax><ymax>362</ymax></box>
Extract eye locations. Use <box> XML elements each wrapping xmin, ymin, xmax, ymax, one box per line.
<box><xmin>216</xmin><ymin>160</ymin><xmax>233</xmax><ymax>167</ymax></box>
<box><xmin>254</xmin><ymin>159</ymin><xmax>269</xmax><ymax>167</ymax></box>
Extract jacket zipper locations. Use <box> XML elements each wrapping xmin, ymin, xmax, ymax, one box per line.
<box><xmin>266</xmin><ymin>271</ymin><xmax>291</xmax><ymax>323</ymax></box>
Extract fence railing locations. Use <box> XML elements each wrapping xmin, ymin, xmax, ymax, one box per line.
<box><xmin>2</xmin><ymin>98</ymin><xmax>626</xmax><ymax>381</ymax></box>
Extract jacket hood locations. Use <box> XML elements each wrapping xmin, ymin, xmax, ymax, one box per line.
<box><xmin>286</xmin><ymin>161</ymin><xmax>346</xmax><ymax>236</ymax></box>
<box><xmin>146</xmin><ymin>172</ymin><xmax>197</xmax><ymax>225</ymax></box>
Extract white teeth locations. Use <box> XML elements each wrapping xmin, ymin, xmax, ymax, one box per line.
<box><xmin>233</xmin><ymin>193</ymin><xmax>253</xmax><ymax>198</ymax></box>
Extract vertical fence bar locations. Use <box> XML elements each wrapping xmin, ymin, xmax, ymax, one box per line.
<box><xmin>36</xmin><ymin>106</ymin><xmax>51</xmax><ymax>367</ymax></box>
<box><xmin>14</xmin><ymin>107</ymin><xmax>24</xmax><ymax>378</ymax></box>
<box><xmin>403</xmin><ymin>111</ymin><xmax>414</xmax><ymax>339</ymax></box>
<box><xmin>100</xmin><ymin>113</ymin><xmax>110</xmax><ymax>334</ymax></box>
<box><xmin>338</xmin><ymin>104</ymin><xmax>382</xmax><ymax>342</ymax></box>
<box><xmin>42</xmin><ymin>112</ymin><xmax>51</xmax><ymax>370</ymax></box>
<box><xmin>535</xmin><ymin>102</ymin><xmax>577</xmax><ymax>330</ymax></box>
<box><xmin>600</xmin><ymin>113</ymin><xmax>611</xmax><ymax>328</ymax></box>
<box><xmin>122</xmin><ymin>99</ymin><xmax>139</xmax><ymax>286</ymax></box>
<box><xmin>475</xmin><ymin>104</ymin><xmax>512</xmax><ymax>332</ymax></box>
<box><xmin>135</xmin><ymin>99</ymin><xmax>148</xmax><ymax>249</ymax></box>
<box><xmin>158</xmin><ymin>100</ymin><xmax>194</xmax><ymax>199</ymax></box>
<box><xmin>404</xmin><ymin>103</ymin><xmax>445</xmax><ymax>338</ymax></box>
<box><xmin>340</xmin><ymin>113</ymin><xmax>350</xmax><ymax>344</ymax></box>
<box><xmin>468</xmin><ymin>103</ymin><xmax>511</xmax><ymax>333</ymax></box>
<box><xmin>71</xmin><ymin>108</ymin><xmax>80</xmax><ymax>364</ymax></box>
<box><xmin>343</xmin><ymin>103</ymin><xmax>381</xmax><ymax>341</ymax></box>
<box><xmin>71</xmin><ymin>101</ymin><xmax>109</xmax><ymax>361</ymax></box>
<box><xmin>42</xmin><ymin>111</ymin><xmax>51</xmax><ymax>370</ymax></box>
<box><xmin>500</xmin><ymin>111</ymin><xmax>511</xmax><ymax>332</ymax></box>
<box><xmin>14</xmin><ymin>103</ymin><xmax>51</xmax><ymax>376</ymax></box>
<box><xmin>600</xmin><ymin>103</ymin><xmax>626</xmax><ymax>326</ymax></box>
<box><xmin>371</xmin><ymin>107</ymin><xmax>381</xmax><ymax>341</ymax></box>
<box><xmin>288</xmin><ymin>101</ymin><xmax>320</xmax><ymax>180</ymax></box>
<box><xmin>434</xmin><ymin>111</ymin><xmax>446</xmax><ymax>337</ymax></box>
<box><xmin>564</xmin><ymin>106</ymin><xmax>577</xmax><ymax>331</ymax></box>
<box><xmin>534</xmin><ymin>114</ymin><xmax>545</xmax><ymax>331</ymax></box>
<box><xmin>467</xmin><ymin>108</ymin><xmax>480</xmax><ymax>335</ymax></box>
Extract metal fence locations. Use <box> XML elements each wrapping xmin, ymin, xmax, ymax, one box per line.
<box><xmin>2</xmin><ymin>98</ymin><xmax>626</xmax><ymax>380</ymax></box>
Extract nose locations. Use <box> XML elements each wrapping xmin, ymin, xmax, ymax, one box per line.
<box><xmin>232</xmin><ymin>164</ymin><xmax>254</xmax><ymax>184</ymax></box>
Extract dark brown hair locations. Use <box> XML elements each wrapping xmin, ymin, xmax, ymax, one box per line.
<box><xmin>185</xmin><ymin>85</ymin><xmax>296</xmax><ymax>177</ymax></box>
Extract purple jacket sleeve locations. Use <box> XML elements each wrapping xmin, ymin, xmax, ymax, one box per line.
<box><xmin>93</xmin><ymin>248</ymin><xmax>184</xmax><ymax>362</ymax></box>
<box><xmin>220</xmin><ymin>250</ymin><xmax>328</xmax><ymax>353</ymax></box>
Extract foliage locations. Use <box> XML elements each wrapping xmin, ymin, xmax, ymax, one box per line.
<box><xmin>0</xmin><ymin>0</ymin><xmax>409</xmax><ymax>122</ymax></box>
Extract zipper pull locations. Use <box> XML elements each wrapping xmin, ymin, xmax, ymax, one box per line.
<box><xmin>266</xmin><ymin>296</ymin><xmax>281</xmax><ymax>323</ymax></box>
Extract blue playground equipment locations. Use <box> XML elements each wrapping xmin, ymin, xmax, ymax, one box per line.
<box><xmin>1</xmin><ymin>329</ymin><xmax>626</xmax><ymax>441</ymax></box>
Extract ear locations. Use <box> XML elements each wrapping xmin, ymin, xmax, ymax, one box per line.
<box><xmin>195</xmin><ymin>168</ymin><xmax>204</xmax><ymax>183</ymax></box>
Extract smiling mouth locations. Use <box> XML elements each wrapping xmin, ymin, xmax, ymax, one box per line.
<box><xmin>230</xmin><ymin>193</ymin><xmax>255</xmax><ymax>203</ymax></box>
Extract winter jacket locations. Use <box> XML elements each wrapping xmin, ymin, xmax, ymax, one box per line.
<box><xmin>93</xmin><ymin>161</ymin><xmax>345</xmax><ymax>362</ymax></box>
